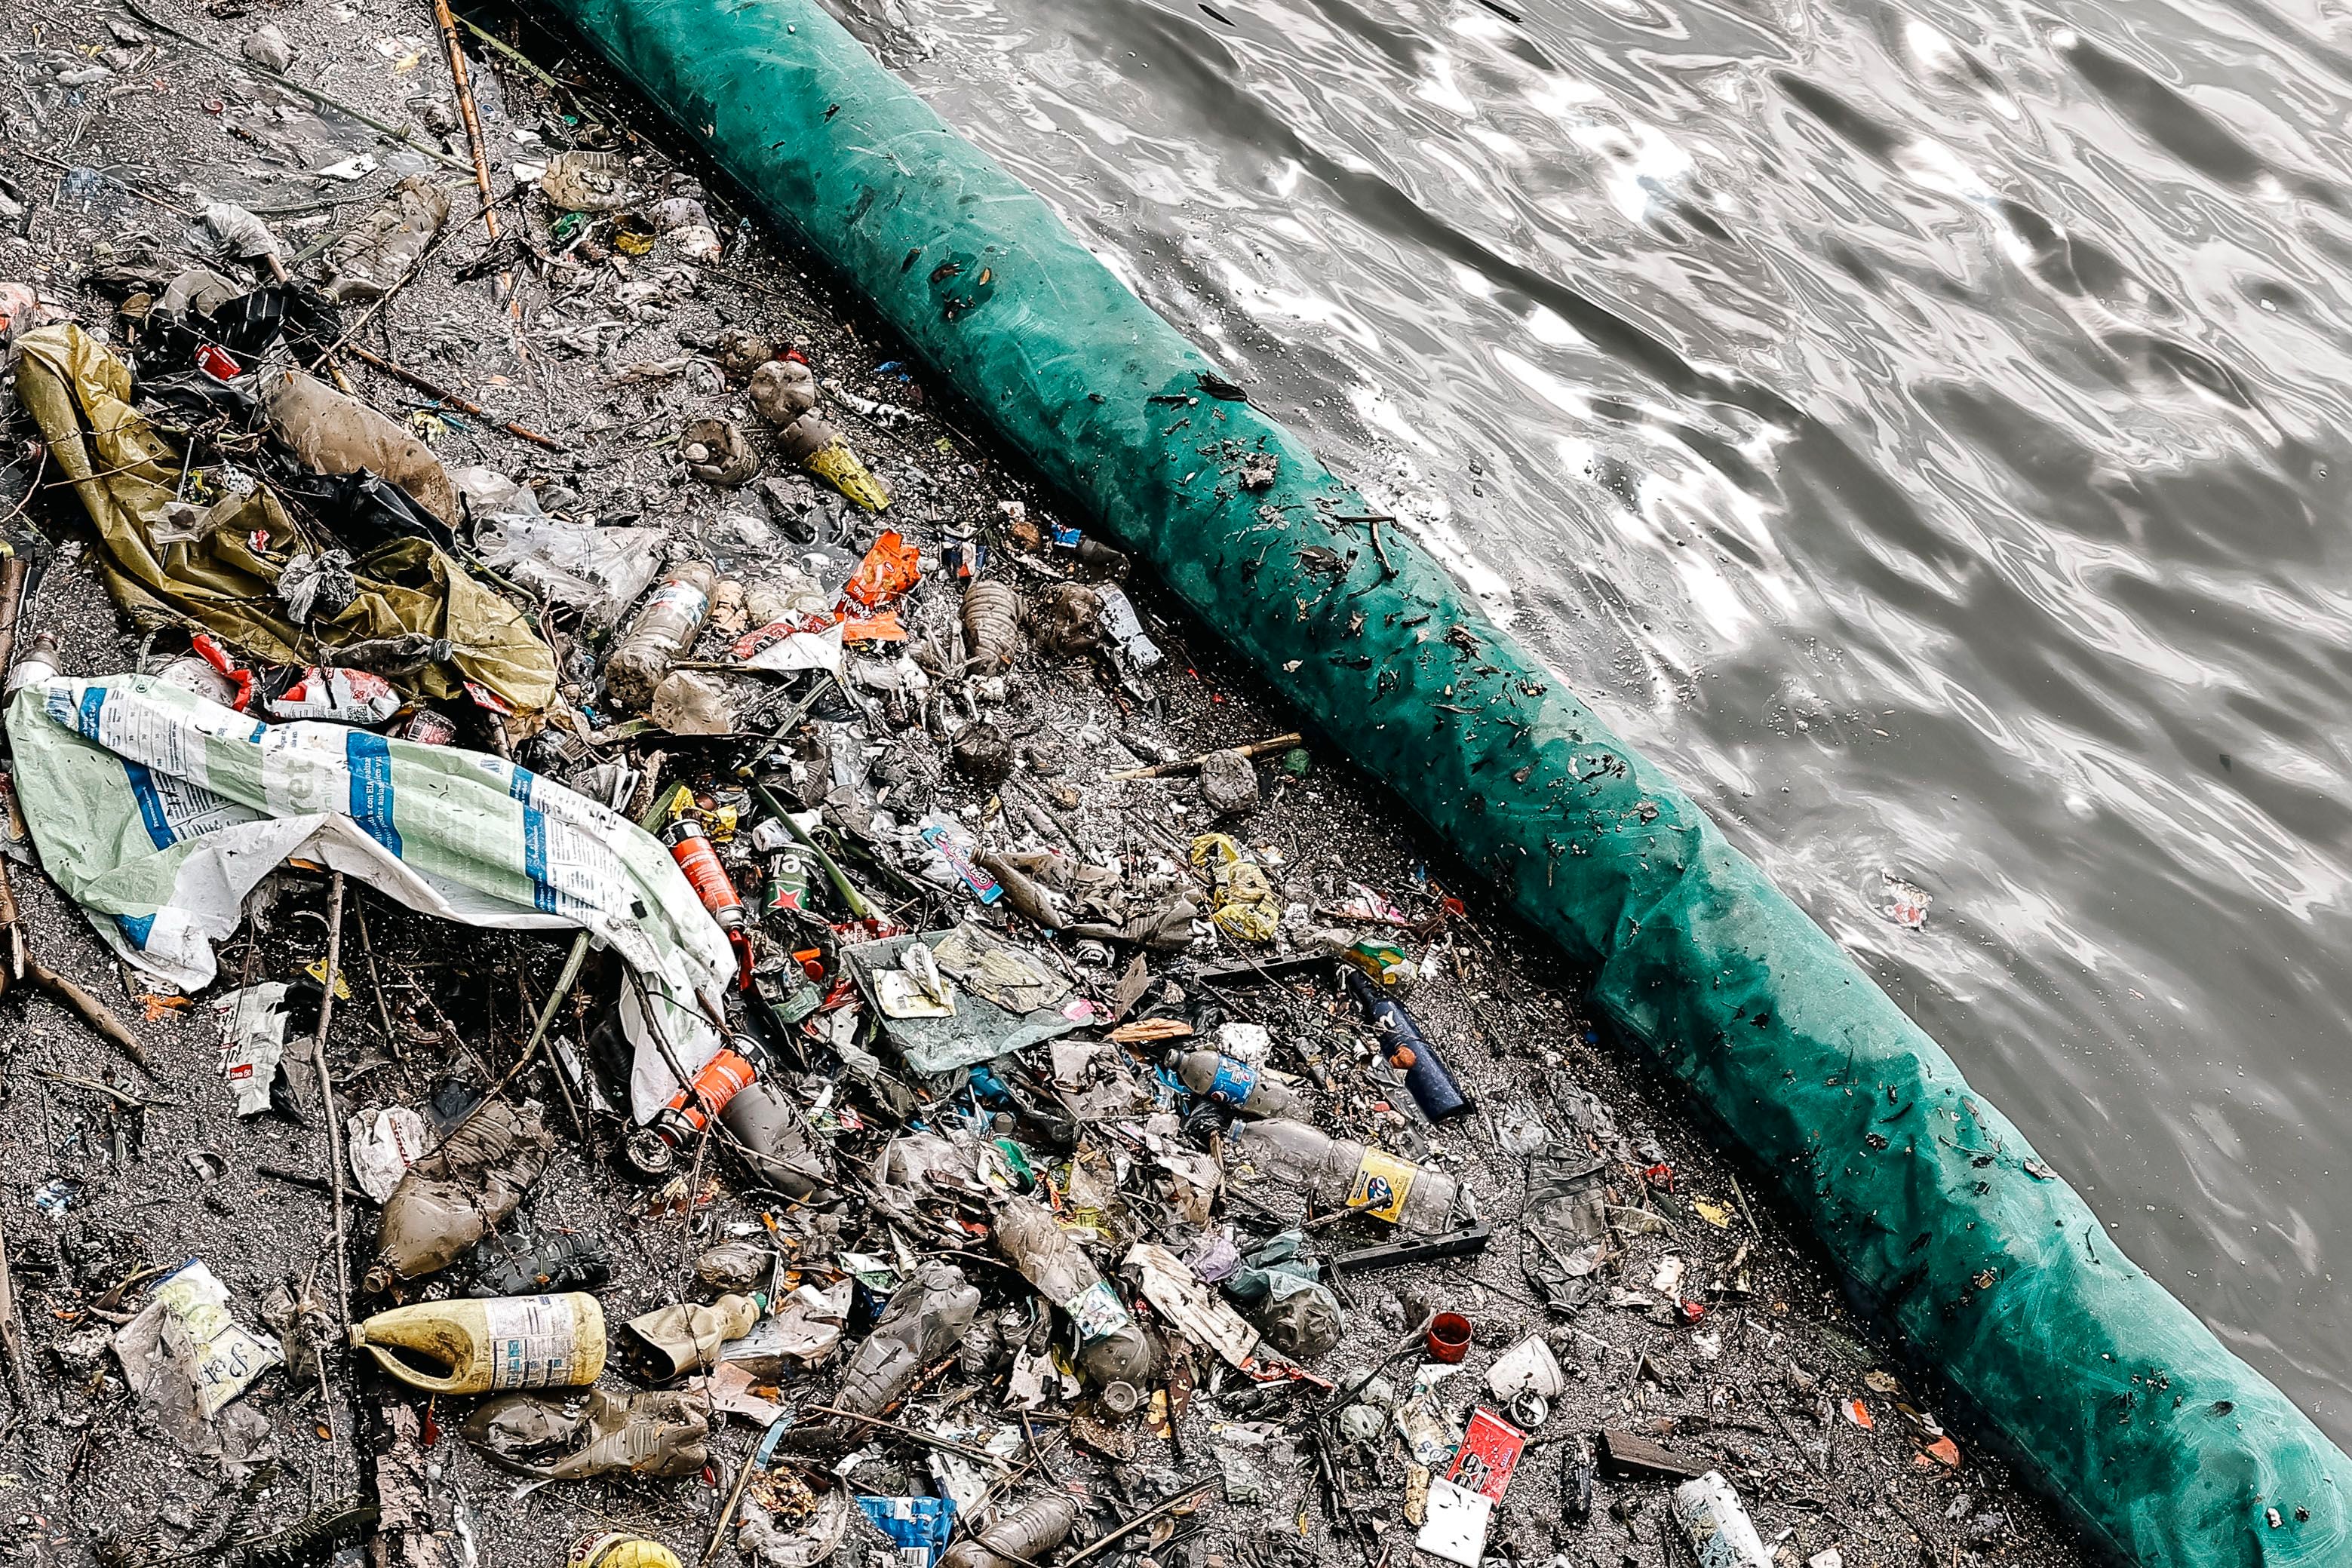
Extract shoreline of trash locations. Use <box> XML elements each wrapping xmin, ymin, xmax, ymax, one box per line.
<box><xmin>0</xmin><ymin>2</ymin><xmax>2098</xmax><ymax>1566</ymax></box>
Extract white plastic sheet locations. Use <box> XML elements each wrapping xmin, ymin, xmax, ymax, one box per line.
<box><xmin>9</xmin><ymin>674</ymin><xmax>733</xmax><ymax>1120</ymax></box>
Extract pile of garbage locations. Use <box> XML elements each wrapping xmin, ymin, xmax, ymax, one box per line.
<box><xmin>0</xmin><ymin>9</ymin><xmax>2080</xmax><ymax>1568</ymax></box>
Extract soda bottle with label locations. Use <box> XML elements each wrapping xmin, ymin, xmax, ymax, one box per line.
<box><xmin>1230</xmin><ymin>1118</ymin><xmax>1464</xmax><ymax>1235</ymax></box>
<box><xmin>1166</xmin><ymin>1049</ymin><xmax>1303</xmax><ymax>1120</ymax></box>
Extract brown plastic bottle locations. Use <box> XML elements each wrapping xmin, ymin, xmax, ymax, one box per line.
<box><xmin>604</xmin><ymin>560</ymin><xmax>717</xmax><ymax>710</ymax></box>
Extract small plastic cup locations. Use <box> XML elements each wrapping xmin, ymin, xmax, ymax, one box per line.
<box><xmin>1426</xmin><ymin>1311</ymin><xmax>1473</xmax><ymax>1363</ymax></box>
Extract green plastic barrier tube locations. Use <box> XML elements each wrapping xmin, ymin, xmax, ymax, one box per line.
<box><xmin>543</xmin><ymin>0</ymin><xmax>2347</xmax><ymax>1557</ymax></box>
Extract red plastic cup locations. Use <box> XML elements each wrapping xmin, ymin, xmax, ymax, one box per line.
<box><xmin>1426</xmin><ymin>1311</ymin><xmax>1472</xmax><ymax>1363</ymax></box>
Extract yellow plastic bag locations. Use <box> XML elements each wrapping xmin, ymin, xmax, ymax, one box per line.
<box><xmin>12</xmin><ymin>325</ymin><xmax>556</xmax><ymax>713</ymax></box>
<box><xmin>1189</xmin><ymin>833</ymin><xmax>1279</xmax><ymax>943</ymax></box>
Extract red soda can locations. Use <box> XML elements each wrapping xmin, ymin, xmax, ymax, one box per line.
<box><xmin>662</xmin><ymin>818</ymin><xmax>745</xmax><ymax>932</ymax></box>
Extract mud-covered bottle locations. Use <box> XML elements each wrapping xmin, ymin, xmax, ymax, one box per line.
<box><xmin>1166</xmin><ymin>1049</ymin><xmax>1302</xmax><ymax>1120</ymax></box>
<box><xmin>349</xmin><ymin>1292</ymin><xmax>605</xmax><ymax>1394</ymax></box>
<box><xmin>368</xmin><ymin>1100</ymin><xmax>554</xmax><ymax>1293</ymax></box>
<box><xmin>834</xmin><ymin>1261</ymin><xmax>980</xmax><ymax>1416</ymax></box>
<box><xmin>939</xmin><ymin>1493</ymin><xmax>1081</xmax><ymax>1568</ymax></box>
<box><xmin>1229</xmin><ymin>1118</ymin><xmax>1463</xmax><ymax>1235</ymax></box>
<box><xmin>603</xmin><ymin>560</ymin><xmax>717</xmax><ymax>710</ymax></box>
<box><xmin>991</xmin><ymin>1198</ymin><xmax>1154</xmax><ymax>1395</ymax></box>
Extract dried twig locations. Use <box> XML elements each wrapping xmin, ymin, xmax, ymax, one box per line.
<box><xmin>311</xmin><ymin>872</ymin><xmax>354</xmax><ymax>1322</ymax></box>
<box><xmin>1105</xmin><ymin>732</ymin><xmax>1301</xmax><ymax>781</ymax></box>
<box><xmin>342</xmin><ymin>345</ymin><xmax>567</xmax><ymax>450</ymax></box>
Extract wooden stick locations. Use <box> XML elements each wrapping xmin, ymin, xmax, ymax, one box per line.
<box><xmin>0</xmin><ymin>856</ymin><xmax>149</xmax><ymax>1072</ymax></box>
<box><xmin>1058</xmin><ymin>1481</ymin><xmax>1217</xmax><ymax>1566</ymax></box>
<box><xmin>312</xmin><ymin>873</ymin><xmax>355</xmax><ymax>1322</ymax></box>
<box><xmin>342</xmin><ymin>345</ymin><xmax>567</xmax><ymax>450</ymax></box>
<box><xmin>797</xmin><ymin>1405</ymin><xmax>1015</xmax><ymax>1468</ymax></box>
<box><xmin>430</xmin><ymin>0</ymin><xmax>511</xmax><ymax>305</ymax></box>
<box><xmin>0</xmin><ymin>552</ymin><xmax>30</xmax><ymax>679</ymax></box>
<box><xmin>1105</xmin><ymin>732</ymin><xmax>1301</xmax><ymax>781</ymax></box>
<box><xmin>0</xmin><ymin>1197</ymin><xmax>29</xmax><ymax>1405</ymax></box>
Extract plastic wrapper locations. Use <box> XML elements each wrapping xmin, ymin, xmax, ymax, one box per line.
<box><xmin>471</xmin><ymin>502</ymin><xmax>665</xmax><ymax>628</ymax></box>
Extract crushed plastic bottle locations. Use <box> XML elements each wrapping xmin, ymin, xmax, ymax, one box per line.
<box><xmin>992</xmin><ymin>1198</ymin><xmax>1155</xmax><ymax>1395</ymax></box>
<box><xmin>1166</xmin><ymin>1049</ymin><xmax>1303</xmax><ymax>1120</ymax></box>
<box><xmin>938</xmin><ymin>1492</ymin><xmax>1081</xmax><ymax>1568</ymax></box>
<box><xmin>1230</xmin><ymin>1118</ymin><xmax>1464</xmax><ymax>1235</ymax></box>
<box><xmin>604</xmin><ymin>560</ymin><xmax>717</xmax><ymax>709</ymax></box>
<box><xmin>368</xmin><ymin>1100</ymin><xmax>555</xmax><ymax>1291</ymax></box>
<box><xmin>835</xmin><ymin>1260</ymin><xmax>979</xmax><ymax>1416</ymax></box>
<box><xmin>1669</xmin><ymin>1471</ymin><xmax>1773</xmax><ymax>1567</ymax></box>
<box><xmin>349</xmin><ymin>1291</ymin><xmax>606</xmax><ymax>1394</ymax></box>
<box><xmin>1095</xmin><ymin>585</ymin><xmax>1163</xmax><ymax>673</ymax></box>
<box><xmin>624</xmin><ymin>1292</ymin><xmax>763</xmax><ymax>1379</ymax></box>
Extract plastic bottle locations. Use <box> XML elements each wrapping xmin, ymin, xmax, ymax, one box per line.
<box><xmin>349</xmin><ymin>1292</ymin><xmax>606</xmax><ymax>1394</ymax></box>
<box><xmin>1343</xmin><ymin>968</ymin><xmax>1470</xmax><ymax>1121</ymax></box>
<box><xmin>1230</xmin><ymin>1119</ymin><xmax>1463</xmax><ymax>1235</ymax></box>
<box><xmin>779</xmin><ymin>412</ymin><xmax>889</xmax><ymax>511</ymax></box>
<box><xmin>835</xmin><ymin>1261</ymin><xmax>980</xmax><ymax>1416</ymax></box>
<box><xmin>369</xmin><ymin>1100</ymin><xmax>554</xmax><ymax>1291</ymax></box>
<box><xmin>623</xmin><ymin>1291</ymin><xmax>763</xmax><ymax>1379</ymax></box>
<box><xmin>719</xmin><ymin>1077</ymin><xmax>828</xmax><ymax>1198</ymax></box>
<box><xmin>747</xmin><ymin>357</ymin><xmax>817</xmax><ymax>425</ymax></box>
<box><xmin>992</xmin><ymin>1198</ymin><xmax>1155</xmax><ymax>1394</ymax></box>
<box><xmin>603</xmin><ymin>560</ymin><xmax>717</xmax><ymax>709</ymax></box>
<box><xmin>1166</xmin><ymin>1049</ymin><xmax>1303</xmax><ymax>1121</ymax></box>
<box><xmin>938</xmin><ymin>1493</ymin><xmax>1081</xmax><ymax>1568</ymax></box>
<box><xmin>708</xmin><ymin>578</ymin><xmax>748</xmax><ymax>637</ymax></box>
<box><xmin>1095</xmin><ymin>585</ymin><xmax>1163</xmax><ymax>672</ymax></box>
<box><xmin>1668</xmin><ymin>1472</ymin><xmax>1772</xmax><ymax>1567</ymax></box>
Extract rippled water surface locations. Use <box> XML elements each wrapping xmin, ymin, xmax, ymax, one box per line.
<box><xmin>858</xmin><ymin>0</ymin><xmax>2352</xmax><ymax>1431</ymax></box>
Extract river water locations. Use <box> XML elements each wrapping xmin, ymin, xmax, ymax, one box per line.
<box><xmin>861</xmin><ymin>0</ymin><xmax>2352</xmax><ymax>1433</ymax></box>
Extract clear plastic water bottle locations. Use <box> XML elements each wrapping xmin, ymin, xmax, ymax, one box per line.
<box><xmin>603</xmin><ymin>559</ymin><xmax>716</xmax><ymax>709</ymax></box>
<box><xmin>1230</xmin><ymin>1118</ymin><xmax>1463</xmax><ymax>1235</ymax></box>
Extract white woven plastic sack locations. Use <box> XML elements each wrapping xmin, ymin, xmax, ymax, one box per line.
<box><xmin>8</xmin><ymin>674</ymin><xmax>732</xmax><ymax>1120</ymax></box>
